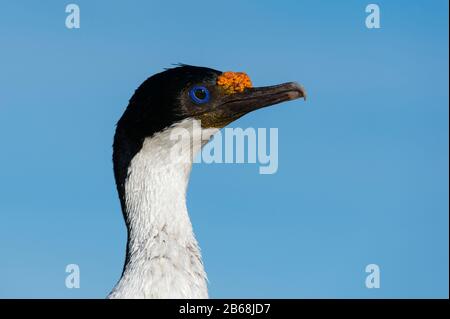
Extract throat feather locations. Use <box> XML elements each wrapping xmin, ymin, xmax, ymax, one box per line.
<box><xmin>109</xmin><ymin>119</ymin><xmax>217</xmax><ymax>299</ymax></box>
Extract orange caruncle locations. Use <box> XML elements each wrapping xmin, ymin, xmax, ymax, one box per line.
<box><xmin>217</xmin><ymin>71</ymin><xmax>253</xmax><ymax>94</ymax></box>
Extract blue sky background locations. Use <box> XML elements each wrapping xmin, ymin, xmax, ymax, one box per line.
<box><xmin>0</xmin><ymin>0</ymin><xmax>448</xmax><ymax>298</ymax></box>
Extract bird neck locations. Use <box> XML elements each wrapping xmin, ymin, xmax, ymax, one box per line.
<box><xmin>109</xmin><ymin>118</ymin><xmax>218</xmax><ymax>299</ymax></box>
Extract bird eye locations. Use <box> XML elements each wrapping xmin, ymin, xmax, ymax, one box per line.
<box><xmin>189</xmin><ymin>86</ymin><xmax>210</xmax><ymax>104</ymax></box>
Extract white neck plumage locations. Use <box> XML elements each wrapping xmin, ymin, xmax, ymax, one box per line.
<box><xmin>108</xmin><ymin>119</ymin><xmax>218</xmax><ymax>299</ymax></box>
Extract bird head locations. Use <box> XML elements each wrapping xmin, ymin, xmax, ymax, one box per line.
<box><xmin>116</xmin><ymin>64</ymin><xmax>306</xmax><ymax>139</ymax></box>
<box><xmin>112</xmin><ymin>65</ymin><xmax>307</xmax><ymax>241</ymax></box>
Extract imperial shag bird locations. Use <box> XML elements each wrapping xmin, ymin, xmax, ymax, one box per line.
<box><xmin>108</xmin><ymin>65</ymin><xmax>306</xmax><ymax>299</ymax></box>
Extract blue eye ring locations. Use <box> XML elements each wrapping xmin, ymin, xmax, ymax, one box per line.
<box><xmin>189</xmin><ymin>86</ymin><xmax>210</xmax><ymax>104</ymax></box>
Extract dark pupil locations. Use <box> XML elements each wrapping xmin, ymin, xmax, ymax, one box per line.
<box><xmin>194</xmin><ymin>88</ymin><xmax>207</xmax><ymax>100</ymax></box>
